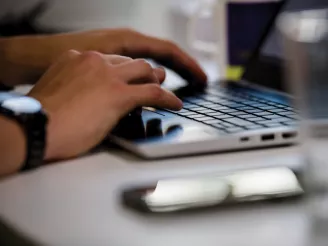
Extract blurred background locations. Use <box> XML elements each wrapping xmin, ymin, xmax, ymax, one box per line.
<box><xmin>0</xmin><ymin>0</ymin><xmax>220</xmax><ymax>88</ymax></box>
<box><xmin>0</xmin><ymin>0</ymin><xmax>215</xmax><ymax>54</ymax></box>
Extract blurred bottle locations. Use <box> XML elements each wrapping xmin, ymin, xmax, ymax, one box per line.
<box><xmin>279</xmin><ymin>9</ymin><xmax>328</xmax><ymax>246</ymax></box>
<box><xmin>187</xmin><ymin>0</ymin><xmax>283</xmax><ymax>81</ymax></box>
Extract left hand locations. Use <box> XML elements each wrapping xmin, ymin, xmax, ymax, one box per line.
<box><xmin>1</xmin><ymin>28</ymin><xmax>207</xmax><ymax>86</ymax></box>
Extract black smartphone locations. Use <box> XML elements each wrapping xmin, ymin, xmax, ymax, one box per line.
<box><xmin>121</xmin><ymin>167</ymin><xmax>304</xmax><ymax>213</ymax></box>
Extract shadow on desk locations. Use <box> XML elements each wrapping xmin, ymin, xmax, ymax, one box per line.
<box><xmin>0</xmin><ymin>218</ymin><xmax>40</xmax><ymax>246</ymax></box>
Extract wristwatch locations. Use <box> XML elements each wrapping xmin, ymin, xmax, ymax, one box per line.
<box><xmin>0</xmin><ymin>92</ymin><xmax>48</xmax><ymax>171</ymax></box>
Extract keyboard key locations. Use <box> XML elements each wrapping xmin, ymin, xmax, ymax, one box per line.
<box><xmin>205</xmin><ymin>119</ymin><xmax>224</xmax><ymax>124</ymax></box>
<box><xmin>178</xmin><ymin>112</ymin><xmax>199</xmax><ymax>116</ymax></box>
<box><xmin>283</xmin><ymin>121</ymin><xmax>297</xmax><ymax>126</ymax></box>
<box><xmin>254</xmin><ymin>112</ymin><xmax>272</xmax><ymax>116</ymax></box>
<box><xmin>200</xmin><ymin>109</ymin><xmax>216</xmax><ymax>114</ymax></box>
<box><xmin>265</xmin><ymin>115</ymin><xmax>286</xmax><ymax>120</ymax></box>
<box><xmin>260</xmin><ymin>106</ymin><xmax>278</xmax><ymax>110</ymax></box>
<box><xmin>199</xmin><ymin>95</ymin><xmax>217</xmax><ymax>101</ymax></box>
<box><xmin>213</xmin><ymin>114</ymin><xmax>234</xmax><ymax>119</ymax></box>
<box><xmin>257</xmin><ymin>120</ymin><xmax>280</xmax><ymax>124</ymax></box>
<box><xmin>233</xmin><ymin>113</ymin><xmax>253</xmax><ymax>118</ymax></box>
<box><xmin>237</xmin><ymin>106</ymin><xmax>254</xmax><ymax>111</ymax></box>
<box><xmin>268</xmin><ymin>108</ymin><xmax>288</xmax><ymax>113</ymax></box>
<box><xmin>257</xmin><ymin>118</ymin><xmax>284</xmax><ymax>124</ymax></box>
<box><xmin>264</xmin><ymin>123</ymin><xmax>285</xmax><ymax>128</ymax></box>
<box><xmin>277</xmin><ymin>104</ymin><xmax>290</xmax><ymax>109</ymax></box>
<box><xmin>217</xmin><ymin>101</ymin><xmax>234</xmax><ymax>106</ymax></box>
<box><xmin>245</xmin><ymin>125</ymin><xmax>266</xmax><ymax>130</ymax></box>
<box><xmin>219</xmin><ymin>108</ymin><xmax>238</xmax><ymax>113</ymax></box>
<box><xmin>194</xmin><ymin>116</ymin><xmax>215</xmax><ymax>121</ymax></box>
<box><xmin>249</xmin><ymin>104</ymin><xmax>269</xmax><ymax>109</ymax></box>
<box><xmin>223</xmin><ymin>118</ymin><xmax>254</xmax><ymax>126</ymax></box>
<box><xmin>197</xmin><ymin>102</ymin><xmax>214</xmax><ymax>106</ymax></box>
<box><xmin>278</xmin><ymin>117</ymin><xmax>296</xmax><ymax>123</ymax></box>
<box><xmin>244</xmin><ymin>117</ymin><xmax>266</xmax><ymax>122</ymax></box>
<box><xmin>196</xmin><ymin>108</ymin><xmax>213</xmax><ymax>113</ymax></box>
<box><xmin>207</xmin><ymin>112</ymin><xmax>224</xmax><ymax>116</ymax></box>
<box><xmin>220</xmin><ymin>122</ymin><xmax>236</xmax><ymax>127</ymax></box>
<box><xmin>284</xmin><ymin>112</ymin><xmax>298</xmax><ymax>118</ymax></box>
<box><xmin>183</xmin><ymin>104</ymin><xmax>197</xmax><ymax>109</ymax></box>
<box><xmin>245</xmin><ymin>109</ymin><xmax>262</xmax><ymax>113</ymax></box>
<box><xmin>188</xmin><ymin>107</ymin><xmax>205</xmax><ymax>111</ymax></box>
<box><xmin>192</xmin><ymin>114</ymin><xmax>209</xmax><ymax>119</ymax></box>
<box><xmin>184</xmin><ymin>115</ymin><xmax>202</xmax><ymax>119</ymax></box>
<box><xmin>228</xmin><ymin>103</ymin><xmax>245</xmax><ymax>109</ymax></box>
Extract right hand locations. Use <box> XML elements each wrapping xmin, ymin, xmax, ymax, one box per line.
<box><xmin>28</xmin><ymin>50</ymin><xmax>182</xmax><ymax>160</ymax></box>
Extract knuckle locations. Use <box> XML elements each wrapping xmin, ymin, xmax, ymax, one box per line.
<box><xmin>124</xmin><ymin>56</ymin><xmax>133</xmax><ymax>62</ymax></box>
<box><xmin>118</xmin><ymin>55</ymin><xmax>133</xmax><ymax>63</ymax></box>
<box><xmin>59</xmin><ymin>49</ymin><xmax>80</xmax><ymax>61</ymax></box>
<box><xmin>66</xmin><ymin>49</ymin><xmax>80</xmax><ymax>57</ymax></box>
<box><xmin>136</xmin><ymin>59</ymin><xmax>153</xmax><ymax>73</ymax></box>
<box><xmin>80</xmin><ymin>51</ymin><xmax>104</xmax><ymax>65</ymax></box>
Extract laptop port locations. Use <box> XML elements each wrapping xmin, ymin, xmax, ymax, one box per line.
<box><xmin>240</xmin><ymin>137</ymin><xmax>250</xmax><ymax>142</ymax></box>
<box><xmin>282</xmin><ymin>132</ymin><xmax>297</xmax><ymax>139</ymax></box>
<box><xmin>261</xmin><ymin>134</ymin><xmax>275</xmax><ymax>141</ymax></box>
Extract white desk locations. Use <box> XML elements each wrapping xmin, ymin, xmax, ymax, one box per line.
<box><xmin>0</xmin><ymin>146</ymin><xmax>309</xmax><ymax>246</ymax></box>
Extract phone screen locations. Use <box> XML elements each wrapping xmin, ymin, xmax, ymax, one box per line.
<box><xmin>122</xmin><ymin>167</ymin><xmax>304</xmax><ymax>213</ymax></box>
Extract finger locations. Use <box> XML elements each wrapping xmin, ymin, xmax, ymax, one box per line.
<box><xmin>104</xmin><ymin>54</ymin><xmax>133</xmax><ymax>65</ymax></box>
<box><xmin>116</xmin><ymin>59</ymin><xmax>160</xmax><ymax>84</ymax></box>
<box><xmin>121</xmin><ymin>33</ymin><xmax>207</xmax><ymax>85</ymax></box>
<box><xmin>153</xmin><ymin>67</ymin><xmax>166</xmax><ymax>83</ymax></box>
<box><xmin>127</xmin><ymin>84</ymin><xmax>183</xmax><ymax>111</ymax></box>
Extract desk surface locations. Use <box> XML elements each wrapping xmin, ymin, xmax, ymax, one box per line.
<box><xmin>0</xmin><ymin>146</ymin><xmax>308</xmax><ymax>246</ymax></box>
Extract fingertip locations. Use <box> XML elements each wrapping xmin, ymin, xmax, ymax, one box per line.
<box><xmin>177</xmin><ymin>99</ymin><xmax>183</xmax><ymax>110</ymax></box>
<box><xmin>167</xmin><ymin>90</ymin><xmax>183</xmax><ymax>111</ymax></box>
<box><xmin>190</xmin><ymin>61</ymin><xmax>208</xmax><ymax>84</ymax></box>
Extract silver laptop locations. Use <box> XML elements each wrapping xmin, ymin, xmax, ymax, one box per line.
<box><xmin>110</xmin><ymin>1</ymin><xmax>301</xmax><ymax>158</ymax></box>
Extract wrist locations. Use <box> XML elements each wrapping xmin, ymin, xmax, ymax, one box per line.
<box><xmin>0</xmin><ymin>116</ymin><xmax>26</xmax><ymax>176</ymax></box>
<box><xmin>28</xmin><ymin>93</ymin><xmax>58</xmax><ymax>161</ymax></box>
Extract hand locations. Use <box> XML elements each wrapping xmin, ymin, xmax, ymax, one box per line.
<box><xmin>28</xmin><ymin>50</ymin><xmax>182</xmax><ymax>160</ymax></box>
<box><xmin>1</xmin><ymin>29</ymin><xmax>207</xmax><ymax>86</ymax></box>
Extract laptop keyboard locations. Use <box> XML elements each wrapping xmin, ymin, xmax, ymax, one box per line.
<box><xmin>167</xmin><ymin>88</ymin><xmax>297</xmax><ymax>134</ymax></box>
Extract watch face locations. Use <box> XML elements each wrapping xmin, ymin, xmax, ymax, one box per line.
<box><xmin>1</xmin><ymin>96</ymin><xmax>42</xmax><ymax>114</ymax></box>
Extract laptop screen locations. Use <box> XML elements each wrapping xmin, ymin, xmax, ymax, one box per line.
<box><xmin>242</xmin><ymin>0</ymin><xmax>328</xmax><ymax>93</ymax></box>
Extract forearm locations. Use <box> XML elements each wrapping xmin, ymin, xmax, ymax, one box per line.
<box><xmin>0</xmin><ymin>116</ymin><xmax>26</xmax><ymax>178</ymax></box>
<box><xmin>0</xmin><ymin>34</ymin><xmax>79</xmax><ymax>86</ymax></box>
<box><xmin>0</xmin><ymin>36</ymin><xmax>52</xmax><ymax>86</ymax></box>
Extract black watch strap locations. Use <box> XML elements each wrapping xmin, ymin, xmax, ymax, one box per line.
<box><xmin>0</xmin><ymin>94</ymin><xmax>48</xmax><ymax>171</ymax></box>
<box><xmin>21</xmin><ymin>111</ymin><xmax>48</xmax><ymax>171</ymax></box>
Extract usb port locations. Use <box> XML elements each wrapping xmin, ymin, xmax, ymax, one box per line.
<box><xmin>282</xmin><ymin>132</ymin><xmax>297</xmax><ymax>139</ymax></box>
<box><xmin>240</xmin><ymin>137</ymin><xmax>250</xmax><ymax>142</ymax></box>
<box><xmin>261</xmin><ymin>134</ymin><xmax>275</xmax><ymax>141</ymax></box>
